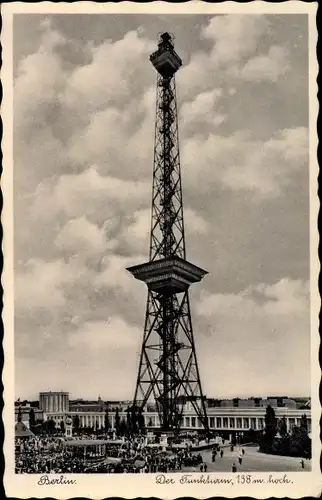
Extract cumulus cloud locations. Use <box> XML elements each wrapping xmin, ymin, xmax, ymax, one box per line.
<box><xmin>178</xmin><ymin>15</ymin><xmax>290</xmax><ymax>102</ymax></box>
<box><xmin>68</xmin><ymin>317</ymin><xmax>141</xmax><ymax>352</ymax></box>
<box><xmin>118</xmin><ymin>209</ymin><xmax>151</xmax><ymax>256</ymax></box>
<box><xmin>14</xmin><ymin>23</ymin><xmax>67</xmax><ymax>129</ymax></box>
<box><xmin>31</xmin><ymin>166</ymin><xmax>150</xmax><ymax>222</ymax></box>
<box><xmin>182</xmin><ymin>127</ymin><xmax>308</xmax><ymax>197</ymax></box>
<box><xmin>66</xmin><ymin>88</ymin><xmax>155</xmax><ymax>179</ymax></box>
<box><xmin>202</xmin><ymin>15</ymin><xmax>270</xmax><ymax>66</ymax></box>
<box><xmin>118</xmin><ymin>207</ymin><xmax>209</xmax><ymax>256</ymax></box>
<box><xmin>180</xmin><ymin>89</ymin><xmax>226</xmax><ymax>130</ymax></box>
<box><xmin>63</xmin><ymin>31</ymin><xmax>154</xmax><ymax>113</ymax></box>
<box><xmin>54</xmin><ymin>216</ymin><xmax>117</xmax><ymax>257</ymax></box>
<box><xmin>184</xmin><ymin>208</ymin><xmax>209</xmax><ymax>234</ymax></box>
<box><xmin>239</xmin><ymin>45</ymin><xmax>290</xmax><ymax>82</ymax></box>
<box><xmin>13</xmin><ymin>15</ymin><xmax>309</xmax><ymax>399</ymax></box>
<box><xmin>16</xmin><ymin>317</ymin><xmax>143</xmax><ymax>400</ymax></box>
<box><xmin>196</xmin><ymin>278</ymin><xmax>310</xmax><ymax>397</ymax></box>
<box><xmin>15</xmin><ymin>258</ymin><xmax>75</xmax><ymax>312</ymax></box>
<box><xmin>95</xmin><ymin>255</ymin><xmax>143</xmax><ymax>296</ymax></box>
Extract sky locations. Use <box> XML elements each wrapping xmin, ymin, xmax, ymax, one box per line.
<box><xmin>13</xmin><ymin>13</ymin><xmax>310</xmax><ymax>401</ymax></box>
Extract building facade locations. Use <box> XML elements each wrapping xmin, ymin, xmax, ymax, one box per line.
<box><xmin>43</xmin><ymin>407</ymin><xmax>311</xmax><ymax>435</ymax></box>
<box><xmin>16</xmin><ymin>392</ymin><xmax>311</xmax><ymax>436</ymax></box>
<box><xmin>39</xmin><ymin>391</ymin><xmax>69</xmax><ymax>413</ymax></box>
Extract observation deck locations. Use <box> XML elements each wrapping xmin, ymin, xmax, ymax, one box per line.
<box><xmin>150</xmin><ymin>32</ymin><xmax>182</xmax><ymax>77</ymax></box>
<box><xmin>126</xmin><ymin>256</ymin><xmax>207</xmax><ymax>295</ymax></box>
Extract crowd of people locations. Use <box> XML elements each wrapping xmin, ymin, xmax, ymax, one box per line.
<box><xmin>15</xmin><ymin>433</ymin><xmax>207</xmax><ymax>474</ymax></box>
<box><xmin>17</xmin><ymin>432</ymin><xmax>307</xmax><ymax>474</ymax></box>
<box><xmin>118</xmin><ymin>436</ymin><xmax>204</xmax><ymax>472</ymax></box>
<box><xmin>15</xmin><ymin>436</ymin><xmax>66</xmax><ymax>473</ymax></box>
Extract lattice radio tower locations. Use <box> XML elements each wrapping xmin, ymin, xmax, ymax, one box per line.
<box><xmin>127</xmin><ymin>33</ymin><xmax>209</xmax><ymax>434</ymax></box>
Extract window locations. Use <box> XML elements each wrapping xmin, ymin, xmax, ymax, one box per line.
<box><xmin>229</xmin><ymin>418</ymin><xmax>235</xmax><ymax>428</ymax></box>
<box><xmin>223</xmin><ymin>417</ymin><xmax>228</xmax><ymax>428</ymax></box>
<box><xmin>258</xmin><ymin>418</ymin><xmax>264</xmax><ymax>429</ymax></box>
<box><xmin>191</xmin><ymin>417</ymin><xmax>196</xmax><ymax>427</ymax></box>
<box><xmin>236</xmin><ymin>418</ymin><xmax>242</xmax><ymax>428</ymax></box>
<box><xmin>210</xmin><ymin>417</ymin><xmax>215</xmax><ymax>428</ymax></box>
<box><xmin>251</xmin><ymin>418</ymin><xmax>257</xmax><ymax>429</ymax></box>
<box><xmin>216</xmin><ymin>417</ymin><xmax>222</xmax><ymax>428</ymax></box>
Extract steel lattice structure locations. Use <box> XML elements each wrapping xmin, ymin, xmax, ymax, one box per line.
<box><xmin>127</xmin><ymin>33</ymin><xmax>209</xmax><ymax>435</ymax></box>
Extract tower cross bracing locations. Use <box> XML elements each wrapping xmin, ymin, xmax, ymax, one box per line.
<box><xmin>127</xmin><ymin>32</ymin><xmax>209</xmax><ymax>434</ymax></box>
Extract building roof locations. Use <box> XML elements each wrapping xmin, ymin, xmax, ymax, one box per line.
<box><xmin>69</xmin><ymin>404</ymin><xmax>105</xmax><ymax>412</ymax></box>
<box><xmin>15</xmin><ymin>421</ymin><xmax>35</xmax><ymax>438</ymax></box>
<box><xmin>63</xmin><ymin>439</ymin><xmax>123</xmax><ymax>447</ymax></box>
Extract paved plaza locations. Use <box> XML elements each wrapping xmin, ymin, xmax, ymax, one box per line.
<box><xmin>183</xmin><ymin>446</ymin><xmax>311</xmax><ymax>473</ymax></box>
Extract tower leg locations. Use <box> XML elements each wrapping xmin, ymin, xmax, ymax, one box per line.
<box><xmin>133</xmin><ymin>290</ymin><xmax>209</xmax><ymax>435</ymax></box>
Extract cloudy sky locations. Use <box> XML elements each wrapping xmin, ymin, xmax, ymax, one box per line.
<box><xmin>13</xmin><ymin>13</ymin><xmax>310</xmax><ymax>401</ymax></box>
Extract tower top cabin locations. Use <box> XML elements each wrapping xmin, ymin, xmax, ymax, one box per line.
<box><xmin>150</xmin><ymin>32</ymin><xmax>182</xmax><ymax>77</ymax></box>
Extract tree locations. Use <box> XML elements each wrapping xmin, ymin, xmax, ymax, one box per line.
<box><xmin>104</xmin><ymin>407</ymin><xmax>110</xmax><ymax>432</ymax></box>
<box><xmin>244</xmin><ymin>428</ymin><xmax>257</xmax><ymax>444</ymax></box>
<box><xmin>73</xmin><ymin>414</ymin><xmax>80</xmax><ymax>430</ymax></box>
<box><xmin>29</xmin><ymin>408</ymin><xmax>36</xmax><ymax>429</ymax></box>
<box><xmin>289</xmin><ymin>425</ymin><xmax>311</xmax><ymax>458</ymax></box>
<box><xmin>33</xmin><ymin>421</ymin><xmax>46</xmax><ymax>435</ymax></box>
<box><xmin>137</xmin><ymin>409</ymin><xmax>145</xmax><ymax>433</ymax></box>
<box><xmin>60</xmin><ymin>420</ymin><xmax>65</xmax><ymax>434</ymax></box>
<box><xmin>265</xmin><ymin>405</ymin><xmax>277</xmax><ymax>439</ymax></box>
<box><xmin>300</xmin><ymin>414</ymin><xmax>308</xmax><ymax>433</ymax></box>
<box><xmin>119</xmin><ymin>419</ymin><xmax>128</xmax><ymax>436</ymax></box>
<box><xmin>278</xmin><ymin>416</ymin><xmax>287</xmax><ymax>436</ymax></box>
<box><xmin>46</xmin><ymin>418</ymin><xmax>56</xmax><ymax>434</ymax></box>
<box><xmin>126</xmin><ymin>407</ymin><xmax>132</xmax><ymax>435</ymax></box>
<box><xmin>115</xmin><ymin>408</ymin><xmax>120</xmax><ymax>435</ymax></box>
<box><xmin>271</xmin><ymin>433</ymin><xmax>290</xmax><ymax>456</ymax></box>
<box><xmin>260</xmin><ymin>405</ymin><xmax>277</xmax><ymax>453</ymax></box>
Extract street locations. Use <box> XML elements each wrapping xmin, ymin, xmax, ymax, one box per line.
<box><xmin>183</xmin><ymin>446</ymin><xmax>311</xmax><ymax>473</ymax></box>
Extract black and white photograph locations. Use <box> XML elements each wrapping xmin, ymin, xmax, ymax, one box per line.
<box><xmin>2</xmin><ymin>2</ymin><xmax>319</xmax><ymax>499</ymax></box>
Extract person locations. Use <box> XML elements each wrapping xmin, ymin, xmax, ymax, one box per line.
<box><xmin>212</xmin><ymin>453</ymin><xmax>216</xmax><ymax>463</ymax></box>
<box><xmin>301</xmin><ymin>459</ymin><xmax>305</xmax><ymax>469</ymax></box>
<box><xmin>204</xmin><ymin>463</ymin><xmax>208</xmax><ymax>472</ymax></box>
<box><xmin>232</xmin><ymin>463</ymin><xmax>237</xmax><ymax>473</ymax></box>
<box><xmin>220</xmin><ymin>449</ymin><xmax>224</xmax><ymax>458</ymax></box>
<box><xmin>200</xmin><ymin>463</ymin><xmax>204</xmax><ymax>472</ymax></box>
<box><xmin>238</xmin><ymin>456</ymin><xmax>242</xmax><ymax>465</ymax></box>
<box><xmin>242</xmin><ymin>448</ymin><xmax>245</xmax><ymax>455</ymax></box>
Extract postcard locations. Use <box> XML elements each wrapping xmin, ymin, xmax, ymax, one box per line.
<box><xmin>2</xmin><ymin>1</ymin><xmax>320</xmax><ymax>498</ymax></box>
